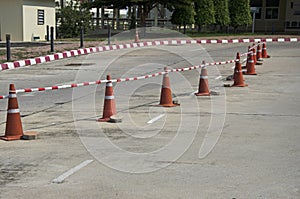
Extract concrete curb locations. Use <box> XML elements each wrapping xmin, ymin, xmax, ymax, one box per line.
<box><xmin>1</xmin><ymin>37</ymin><xmax>299</xmax><ymax>72</ymax></box>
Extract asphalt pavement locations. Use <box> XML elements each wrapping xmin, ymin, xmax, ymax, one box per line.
<box><xmin>0</xmin><ymin>40</ymin><xmax>299</xmax><ymax>199</ymax></box>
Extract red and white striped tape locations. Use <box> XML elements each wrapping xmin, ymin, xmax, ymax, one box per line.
<box><xmin>0</xmin><ymin>38</ymin><xmax>261</xmax><ymax>99</ymax></box>
<box><xmin>0</xmin><ymin>58</ymin><xmax>241</xmax><ymax>99</ymax></box>
<box><xmin>1</xmin><ymin>37</ymin><xmax>299</xmax><ymax>71</ymax></box>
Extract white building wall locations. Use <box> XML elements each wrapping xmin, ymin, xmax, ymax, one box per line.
<box><xmin>22</xmin><ymin>0</ymin><xmax>56</xmax><ymax>41</ymax></box>
<box><xmin>0</xmin><ymin>0</ymin><xmax>23</xmax><ymax>41</ymax></box>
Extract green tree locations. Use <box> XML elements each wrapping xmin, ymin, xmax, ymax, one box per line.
<box><xmin>229</xmin><ymin>0</ymin><xmax>251</xmax><ymax>32</ymax></box>
<box><xmin>57</xmin><ymin>0</ymin><xmax>93</xmax><ymax>38</ymax></box>
<box><xmin>92</xmin><ymin>0</ymin><xmax>194</xmax><ymax>28</ymax></box>
<box><xmin>81</xmin><ymin>0</ymin><xmax>106</xmax><ymax>29</ymax></box>
<box><xmin>170</xmin><ymin>3</ymin><xmax>195</xmax><ymax>33</ymax></box>
<box><xmin>214</xmin><ymin>0</ymin><xmax>230</xmax><ymax>28</ymax></box>
<box><xmin>194</xmin><ymin>0</ymin><xmax>215</xmax><ymax>32</ymax></box>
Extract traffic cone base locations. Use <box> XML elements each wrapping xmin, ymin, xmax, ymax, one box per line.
<box><xmin>159</xmin><ymin>103</ymin><xmax>178</xmax><ymax>107</ymax></box>
<box><xmin>232</xmin><ymin>83</ymin><xmax>248</xmax><ymax>87</ymax></box>
<box><xmin>195</xmin><ymin>92</ymin><xmax>210</xmax><ymax>96</ymax></box>
<box><xmin>98</xmin><ymin>117</ymin><xmax>111</xmax><ymax>122</ymax></box>
<box><xmin>0</xmin><ymin>135</ymin><xmax>22</xmax><ymax>141</ymax></box>
<box><xmin>21</xmin><ymin>131</ymin><xmax>38</xmax><ymax>140</ymax></box>
<box><xmin>243</xmin><ymin>71</ymin><xmax>257</xmax><ymax>75</ymax></box>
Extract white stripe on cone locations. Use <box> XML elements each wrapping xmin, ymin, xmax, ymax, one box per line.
<box><xmin>8</xmin><ymin>109</ymin><xmax>20</xmax><ymax>114</ymax></box>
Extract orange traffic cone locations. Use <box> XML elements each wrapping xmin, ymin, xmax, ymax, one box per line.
<box><xmin>252</xmin><ymin>44</ymin><xmax>257</xmax><ymax>65</ymax></box>
<box><xmin>98</xmin><ymin>75</ymin><xmax>117</xmax><ymax>122</ymax></box>
<box><xmin>241</xmin><ymin>46</ymin><xmax>251</xmax><ymax>70</ymax></box>
<box><xmin>256</xmin><ymin>42</ymin><xmax>263</xmax><ymax>62</ymax></box>
<box><xmin>232</xmin><ymin>53</ymin><xmax>248</xmax><ymax>87</ymax></box>
<box><xmin>134</xmin><ymin>30</ymin><xmax>140</xmax><ymax>43</ymax></box>
<box><xmin>233</xmin><ymin>52</ymin><xmax>242</xmax><ymax>80</ymax></box>
<box><xmin>195</xmin><ymin>61</ymin><xmax>210</xmax><ymax>96</ymax></box>
<box><xmin>159</xmin><ymin>67</ymin><xmax>179</xmax><ymax>107</ymax></box>
<box><xmin>244</xmin><ymin>49</ymin><xmax>257</xmax><ymax>75</ymax></box>
<box><xmin>0</xmin><ymin>84</ymin><xmax>24</xmax><ymax>141</ymax></box>
<box><xmin>262</xmin><ymin>42</ymin><xmax>271</xmax><ymax>58</ymax></box>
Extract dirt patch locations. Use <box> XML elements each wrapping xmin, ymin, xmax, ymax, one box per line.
<box><xmin>0</xmin><ymin>41</ymin><xmax>104</xmax><ymax>63</ymax></box>
<box><xmin>0</xmin><ymin>163</ymin><xmax>36</xmax><ymax>186</ymax></box>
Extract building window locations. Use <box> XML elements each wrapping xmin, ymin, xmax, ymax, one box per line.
<box><xmin>265</xmin><ymin>0</ymin><xmax>279</xmax><ymax>19</ymax></box>
<box><xmin>265</xmin><ymin>7</ymin><xmax>279</xmax><ymax>19</ymax></box>
<box><xmin>291</xmin><ymin>21</ymin><xmax>297</xmax><ymax>27</ymax></box>
<box><xmin>286</xmin><ymin>21</ymin><xmax>290</xmax><ymax>28</ymax></box>
<box><xmin>38</xmin><ymin>10</ymin><xmax>45</xmax><ymax>25</ymax></box>
<box><xmin>255</xmin><ymin>7</ymin><xmax>262</xmax><ymax>19</ymax></box>
<box><xmin>250</xmin><ymin>0</ymin><xmax>262</xmax><ymax>19</ymax></box>
<box><xmin>266</xmin><ymin>0</ymin><xmax>279</xmax><ymax>7</ymax></box>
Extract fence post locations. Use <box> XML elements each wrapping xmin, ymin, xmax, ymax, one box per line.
<box><xmin>6</xmin><ymin>34</ymin><xmax>11</xmax><ymax>62</ymax></box>
<box><xmin>80</xmin><ymin>26</ymin><xmax>84</xmax><ymax>48</ymax></box>
<box><xmin>50</xmin><ymin>26</ymin><xmax>54</xmax><ymax>52</ymax></box>
<box><xmin>46</xmin><ymin>25</ymin><xmax>49</xmax><ymax>41</ymax></box>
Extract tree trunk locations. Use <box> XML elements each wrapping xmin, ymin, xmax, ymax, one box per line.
<box><xmin>137</xmin><ymin>5</ymin><xmax>142</xmax><ymax>27</ymax></box>
<box><xmin>96</xmin><ymin>7</ymin><xmax>100</xmax><ymax>29</ymax></box>
<box><xmin>128</xmin><ymin>6</ymin><xmax>132</xmax><ymax>19</ymax></box>
<box><xmin>133</xmin><ymin>5</ymin><xmax>137</xmax><ymax>29</ymax></box>
<box><xmin>154</xmin><ymin>6</ymin><xmax>158</xmax><ymax>27</ymax></box>
<box><xmin>112</xmin><ymin>9</ymin><xmax>116</xmax><ymax>29</ymax></box>
<box><xmin>140</xmin><ymin>6</ymin><xmax>146</xmax><ymax>28</ymax></box>
<box><xmin>234</xmin><ymin>26</ymin><xmax>238</xmax><ymax>34</ymax></box>
<box><xmin>116</xmin><ymin>9</ymin><xmax>120</xmax><ymax>30</ymax></box>
<box><xmin>197</xmin><ymin>24</ymin><xmax>201</xmax><ymax>33</ymax></box>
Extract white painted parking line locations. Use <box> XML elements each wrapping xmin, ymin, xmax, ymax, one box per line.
<box><xmin>52</xmin><ymin>159</ymin><xmax>94</xmax><ymax>184</ymax></box>
<box><xmin>215</xmin><ymin>76</ymin><xmax>222</xmax><ymax>80</ymax></box>
<box><xmin>189</xmin><ymin>48</ymin><xmax>205</xmax><ymax>51</ymax></box>
<box><xmin>190</xmin><ymin>91</ymin><xmax>197</xmax><ymax>96</ymax></box>
<box><xmin>147</xmin><ymin>114</ymin><xmax>165</xmax><ymax>124</ymax></box>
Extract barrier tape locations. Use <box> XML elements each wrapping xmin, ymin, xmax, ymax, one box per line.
<box><xmin>249</xmin><ymin>42</ymin><xmax>261</xmax><ymax>50</ymax></box>
<box><xmin>0</xmin><ymin>57</ymin><xmax>244</xmax><ymax>99</ymax></box>
<box><xmin>0</xmin><ymin>38</ymin><xmax>299</xmax><ymax>71</ymax></box>
<box><xmin>0</xmin><ymin>46</ymin><xmax>254</xmax><ymax>99</ymax></box>
<box><xmin>0</xmin><ymin>39</ymin><xmax>268</xmax><ymax>99</ymax></box>
<box><xmin>0</xmin><ymin>37</ymin><xmax>258</xmax><ymax>99</ymax></box>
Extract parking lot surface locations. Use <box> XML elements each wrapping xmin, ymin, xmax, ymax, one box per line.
<box><xmin>0</xmin><ymin>40</ymin><xmax>299</xmax><ymax>198</ymax></box>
